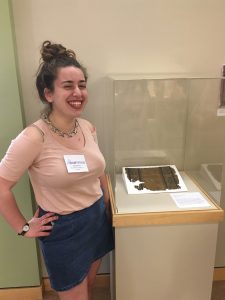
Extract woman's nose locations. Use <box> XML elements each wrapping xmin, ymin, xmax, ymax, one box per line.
<box><xmin>72</xmin><ymin>86</ymin><xmax>81</xmax><ymax>96</ymax></box>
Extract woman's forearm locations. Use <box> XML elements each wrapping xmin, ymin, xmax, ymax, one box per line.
<box><xmin>0</xmin><ymin>177</ymin><xmax>59</xmax><ymax>238</ymax></box>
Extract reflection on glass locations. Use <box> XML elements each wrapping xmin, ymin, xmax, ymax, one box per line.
<box><xmin>114</xmin><ymin>79</ymin><xmax>188</xmax><ymax>170</ymax></box>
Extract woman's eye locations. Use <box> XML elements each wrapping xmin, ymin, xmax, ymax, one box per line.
<box><xmin>63</xmin><ymin>84</ymin><xmax>86</xmax><ymax>90</ymax></box>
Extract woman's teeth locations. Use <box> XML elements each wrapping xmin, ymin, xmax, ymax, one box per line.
<box><xmin>68</xmin><ymin>101</ymin><xmax>82</xmax><ymax>108</ymax></box>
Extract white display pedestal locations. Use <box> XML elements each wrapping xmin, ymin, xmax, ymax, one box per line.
<box><xmin>108</xmin><ymin>173</ymin><xmax>223</xmax><ymax>300</ymax></box>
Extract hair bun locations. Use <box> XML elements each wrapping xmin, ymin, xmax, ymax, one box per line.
<box><xmin>41</xmin><ymin>40</ymin><xmax>76</xmax><ymax>63</ymax></box>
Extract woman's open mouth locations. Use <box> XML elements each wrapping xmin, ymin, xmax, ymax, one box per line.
<box><xmin>68</xmin><ymin>100</ymin><xmax>82</xmax><ymax>109</ymax></box>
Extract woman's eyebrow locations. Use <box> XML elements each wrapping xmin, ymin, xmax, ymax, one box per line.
<box><xmin>61</xmin><ymin>80</ymin><xmax>73</xmax><ymax>84</ymax></box>
<box><xmin>61</xmin><ymin>80</ymin><xmax>86</xmax><ymax>84</ymax></box>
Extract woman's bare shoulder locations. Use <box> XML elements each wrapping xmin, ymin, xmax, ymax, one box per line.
<box><xmin>22</xmin><ymin>123</ymin><xmax>45</xmax><ymax>143</ymax></box>
<box><xmin>78</xmin><ymin>118</ymin><xmax>95</xmax><ymax>133</ymax></box>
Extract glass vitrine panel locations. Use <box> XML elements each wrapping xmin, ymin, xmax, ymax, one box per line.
<box><xmin>109</xmin><ymin>75</ymin><xmax>225</xmax><ymax>206</ymax></box>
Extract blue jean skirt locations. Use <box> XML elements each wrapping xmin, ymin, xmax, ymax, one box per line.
<box><xmin>38</xmin><ymin>195</ymin><xmax>114</xmax><ymax>292</ymax></box>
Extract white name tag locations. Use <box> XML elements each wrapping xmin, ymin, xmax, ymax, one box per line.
<box><xmin>64</xmin><ymin>155</ymin><xmax>89</xmax><ymax>173</ymax></box>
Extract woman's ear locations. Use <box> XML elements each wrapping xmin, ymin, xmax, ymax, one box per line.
<box><xmin>44</xmin><ymin>88</ymin><xmax>53</xmax><ymax>103</ymax></box>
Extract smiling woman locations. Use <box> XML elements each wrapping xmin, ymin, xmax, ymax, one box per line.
<box><xmin>43</xmin><ymin>66</ymin><xmax>88</xmax><ymax>121</ymax></box>
<box><xmin>36</xmin><ymin>41</ymin><xmax>88</xmax><ymax>124</ymax></box>
<box><xmin>0</xmin><ymin>41</ymin><xmax>114</xmax><ymax>300</ymax></box>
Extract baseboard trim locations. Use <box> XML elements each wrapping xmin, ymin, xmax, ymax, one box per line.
<box><xmin>94</xmin><ymin>273</ymin><xmax>110</xmax><ymax>288</ymax></box>
<box><xmin>213</xmin><ymin>267</ymin><xmax>225</xmax><ymax>281</ymax></box>
<box><xmin>0</xmin><ymin>285</ymin><xmax>42</xmax><ymax>300</ymax></box>
<box><xmin>42</xmin><ymin>273</ymin><xmax>110</xmax><ymax>292</ymax></box>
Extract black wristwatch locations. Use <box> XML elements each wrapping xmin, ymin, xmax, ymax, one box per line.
<box><xmin>18</xmin><ymin>223</ymin><xmax>30</xmax><ymax>236</ymax></box>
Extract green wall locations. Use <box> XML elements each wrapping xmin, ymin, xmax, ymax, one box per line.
<box><xmin>0</xmin><ymin>0</ymin><xmax>40</xmax><ymax>288</ymax></box>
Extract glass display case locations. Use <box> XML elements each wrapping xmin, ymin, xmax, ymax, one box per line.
<box><xmin>107</xmin><ymin>74</ymin><xmax>225</xmax><ymax>212</ymax></box>
<box><xmin>106</xmin><ymin>74</ymin><xmax>224</xmax><ymax>300</ymax></box>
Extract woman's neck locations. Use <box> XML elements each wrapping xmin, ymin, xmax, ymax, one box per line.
<box><xmin>48</xmin><ymin>111</ymin><xmax>76</xmax><ymax>132</ymax></box>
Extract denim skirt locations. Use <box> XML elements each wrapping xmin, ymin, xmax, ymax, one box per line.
<box><xmin>38</xmin><ymin>195</ymin><xmax>114</xmax><ymax>291</ymax></box>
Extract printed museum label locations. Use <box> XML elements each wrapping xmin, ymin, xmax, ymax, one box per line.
<box><xmin>171</xmin><ymin>192</ymin><xmax>211</xmax><ymax>208</ymax></box>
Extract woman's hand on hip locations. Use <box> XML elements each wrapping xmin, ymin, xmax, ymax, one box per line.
<box><xmin>24</xmin><ymin>208</ymin><xmax>59</xmax><ymax>238</ymax></box>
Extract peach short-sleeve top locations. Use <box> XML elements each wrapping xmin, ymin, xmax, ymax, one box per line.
<box><xmin>0</xmin><ymin>118</ymin><xmax>105</xmax><ymax>214</ymax></box>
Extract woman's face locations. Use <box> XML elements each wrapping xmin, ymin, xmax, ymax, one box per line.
<box><xmin>44</xmin><ymin>66</ymin><xmax>88</xmax><ymax>118</ymax></box>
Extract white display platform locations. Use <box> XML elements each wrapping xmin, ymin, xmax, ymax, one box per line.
<box><xmin>115</xmin><ymin>172</ymin><xmax>218</xmax><ymax>214</ymax></box>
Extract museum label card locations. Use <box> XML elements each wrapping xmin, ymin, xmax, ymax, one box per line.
<box><xmin>171</xmin><ymin>192</ymin><xmax>212</xmax><ymax>208</ymax></box>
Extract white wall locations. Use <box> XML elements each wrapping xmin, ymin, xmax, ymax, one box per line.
<box><xmin>11</xmin><ymin>0</ymin><xmax>225</xmax><ymax>273</ymax></box>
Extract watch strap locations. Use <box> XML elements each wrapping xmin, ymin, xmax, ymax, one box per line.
<box><xmin>18</xmin><ymin>223</ymin><xmax>30</xmax><ymax>236</ymax></box>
